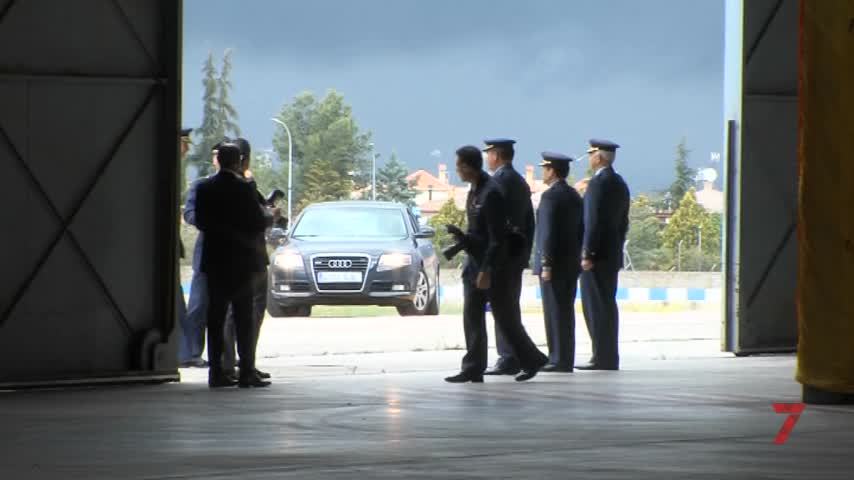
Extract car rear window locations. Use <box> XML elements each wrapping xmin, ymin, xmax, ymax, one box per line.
<box><xmin>292</xmin><ymin>207</ymin><xmax>408</xmax><ymax>238</ymax></box>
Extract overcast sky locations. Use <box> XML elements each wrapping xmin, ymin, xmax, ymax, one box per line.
<box><xmin>183</xmin><ymin>0</ymin><xmax>725</xmax><ymax>192</ymax></box>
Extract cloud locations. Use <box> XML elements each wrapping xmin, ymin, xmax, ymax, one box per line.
<box><xmin>183</xmin><ymin>0</ymin><xmax>725</xmax><ymax>192</ymax></box>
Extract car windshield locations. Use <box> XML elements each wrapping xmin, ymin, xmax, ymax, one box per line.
<box><xmin>292</xmin><ymin>207</ymin><xmax>408</xmax><ymax>239</ymax></box>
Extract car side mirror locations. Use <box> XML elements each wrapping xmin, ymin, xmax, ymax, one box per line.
<box><xmin>415</xmin><ymin>226</ymin><xmax>435</xmax><ymax>239</ymax></box>
<box><xmin>268</xmin><ymin>227</ymin><xmax>288</xmax><ymax>245</ymax></box>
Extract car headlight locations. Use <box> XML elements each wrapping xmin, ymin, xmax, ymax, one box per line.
<box><xmin>377</xmin><ymin>253</ymin><xmax>412</xmax><ymax>272</ymax></box>
<box><xmin>274</xmin><ymin>252</ymin><xmax>304</xmax><ymax>270</ymax></box>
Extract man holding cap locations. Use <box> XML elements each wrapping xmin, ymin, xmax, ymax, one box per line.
<box><xmin>578</xmin><ymin>139</ymin><xmax>630</xmax><ymax>371</ymax></box>
<box><xmin>533</xmin><ymin>152</ymin><xmax>584</xmax><ymax>372</ymax></box>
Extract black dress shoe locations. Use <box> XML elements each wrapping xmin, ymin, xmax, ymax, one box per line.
<box><xmin>238</xmin><ymin>373</ymin><xmax>272</xmax><ymax>388</ymax></box>
<box><xmin>208</xmin><ymin>374</ymin><xmax>239</xmax><ymax>388</ymax></box>
<box><xmin>254</xmin><ymin>368</ymin><xmax>271</xmax><ymax>379</ymax></box>
<box><xmin>515</xmin><ymin>369</ymin><xmax>540</xmax><ymax>382</ymax></box>
<box><xmin>444</xmin><ymin>372</ymin><xmax>484</xmax><ymax>383</ymax></box>
<box><xmin>576</xmin><ymin>363</ymin><xmax>618</xmax><ymax>371</ymax></box>
<box><xmin>542</xmin><ymin>364</ymin><xmax>574</xmax><ymax>373</ymax></box>
<box><xmin>483</xmin><ymin>365</ymin><xmax>521</xmax><ymax>376</ymax></box>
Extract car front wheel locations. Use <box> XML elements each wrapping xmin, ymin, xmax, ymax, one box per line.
<box><xmin>397</xmin><ymin>270</ymin><xmax>431</xmax><ymax>316</ymax></box>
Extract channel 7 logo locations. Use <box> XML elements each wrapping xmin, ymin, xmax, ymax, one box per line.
<box><xmin>772</xmin><ymin>403</ymin><xmax>805</xmax><ymax>444</ymax></box>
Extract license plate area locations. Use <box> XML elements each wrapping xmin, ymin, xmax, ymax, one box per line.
<box><xmin>317</xmin><ymin>271</ymin><xmax>363</xmax><ymax>284</ymax></box>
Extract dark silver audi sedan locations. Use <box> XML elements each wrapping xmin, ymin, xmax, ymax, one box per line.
<box><xmin>267</xmin><ymin>201</ymin><xmax>440</xmax><ymax>317</ymax></box>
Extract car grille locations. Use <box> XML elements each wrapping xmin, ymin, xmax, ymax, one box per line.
<box><xmin>312</xmin><ymin>255</ymin><xmax>370</xmax><ymax>292</ymax></box>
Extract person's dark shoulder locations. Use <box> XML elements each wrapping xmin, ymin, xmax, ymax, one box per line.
<box><xmin>509</xmin><ymin>167</ymin><xmax>526</xmax><ymax>185</ymax></box>
<box><xmin>483</xmin><ymin>179</ymin><xmax>504</xmax><ymax>201</ymax></box>
<box><xmin>541</xmin><ymin>185</ymin><xmax>558</xmax><ymax>201</ymax></box>
<box><xmin>196</xmin><ymin>174</ymin><xmax>216</xmax><ymax>192</ymax></box>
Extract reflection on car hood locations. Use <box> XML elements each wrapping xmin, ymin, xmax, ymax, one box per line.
<box><xmin>276</xmin><ymin>237</ymin><xmax>414</xmax><ymax>257</ymax></box>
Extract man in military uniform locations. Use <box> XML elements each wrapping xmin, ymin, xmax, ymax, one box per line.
<box><xmin>482</xmin><ymin>138</ymin><xmax>535</xmax><ymax>377</ymax></box>
<box><xmin>578</xmin><ymin>139</ymin><xmax>630</xmax><ymax>371</ymax></box>
<box><xmin>176</xmin><ymin>127</ymin><xmax>193</xmax><ymax>366</ymax></box>
<box><xmin>445</xmin><ymin>145</ymin><xmax>548</xmax><ymax>383</ymax></box>
<box><xmin>180</xmin><ymin>139</ymin><xmax>226</xmax><ymax>369</ymax></box>
<box><xmin>533</xmin><ymin>152</ymin><xmax>584</xmax><ymax>372</ymax></box>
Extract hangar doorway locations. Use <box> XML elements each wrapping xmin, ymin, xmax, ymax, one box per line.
<box><xmin>0</xmin><ymin>0</ymin><xmax>802</xmax><ymax>387</ymax></box>
<box><xmin>178</xmin><ymin>0</ymin><xmax>728</xmax><ymax>366</ymax></box>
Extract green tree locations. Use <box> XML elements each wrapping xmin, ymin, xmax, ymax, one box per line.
<box><xmin>428</xmin><ymin>199</ymin><xmax>467</xmax><ymax>268</ymax></box>
<box><xmin>185</xmin><ymin>50</ymin><xmax>242</xmax><ymax>179</ymax></box>
<box><xmin>669</xmin><ymin>138</ymin><xmax>695</xmax><ymax>209</ymax></box>
<box><xmin>626</xmin><ymin>195</ymin><xmax>668</xmax><ymax>270</ymax></box>
<box><xmin>185</xmin><ymin>53</ymin><xmax>220</xmax><ymax>181</ymax></box>
<box><xmin>272</xmin><ymin>90</ymin><xmax>372</xmax><ymax>212</ymax></box>
<box><xmin>661</xmin><ymin>189</ymin><xmax>721</xmax><ymax>271</ymax></box>
<box><xmin>215</xmin><ymin>49</ymin><xmax>240</xmax><ymax>139</ymax></box>
<box><xmin>376</xmin><ymin>152</ymin><xmax>415</xmax><ymax>205</ymax></box>
<box><xmin>248</xmin><ymin>151</ymin><xmax>286</xmax><ymax>199</ymax></box>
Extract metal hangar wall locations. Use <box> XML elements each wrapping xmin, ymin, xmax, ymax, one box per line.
<box><xmin>722</xmin><ymin>0</ymin><xmax>798</xmax><ymax>355</ymax></box>
<box><xmin>0</xmin><ymin>0</ymin><xmax>182</xmax><ymax>387</ymax></box>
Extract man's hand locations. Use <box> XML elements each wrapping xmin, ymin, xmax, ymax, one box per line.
<box><xmin>541</xmin><ymin>269</ymin><xmax>552</xmax><ymax>282</ymax></box>
<box><xmin>581</xmin><ymin>259</ymin><xmax>594</xmax><ymax>271</ymax></box>
<box><xmin>446</xmin><ymin>224</ymin><xmax>464</xmax><ymax>241</ymax></box>
<box><xmin>476</xmin><ymin>271</ymin><xmax>491</xmax><ymax>290</ymax></box>
<box><xmin>243</xmin><ymin>169</ymin><xmax>254</xmax><ymax>180</ymax></box>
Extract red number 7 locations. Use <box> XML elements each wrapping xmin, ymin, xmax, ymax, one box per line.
<box><xmin>772</xmin><ymin>403</ymin><xmax>805</xmax><ymax>444</ymax></box>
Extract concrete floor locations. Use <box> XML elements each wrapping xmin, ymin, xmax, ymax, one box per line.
<box><xmin>2</xmin><ymin>347</ymin><xmax>853</xmax><ymax>479</ymax></box>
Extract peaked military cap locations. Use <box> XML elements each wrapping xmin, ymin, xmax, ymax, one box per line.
<box><xmin>586</xmin><ymin>139</ymin><xmax>620</xmax><ymax>153</ymax></box>
<box><xmin>180</xmin><ymin>127</ymin><xmax>193</xmax><ymax>137</ymax></box>
<box><xmin>482</xmin><ymin>138</ymin><xmax>516</xmax><ymax>151</ymax></box>
<box><xmin>539</xmin><ymin>151</ymin><xmax>574</xmax><ymax>168</ymax></box>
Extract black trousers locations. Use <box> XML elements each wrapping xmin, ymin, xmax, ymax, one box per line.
<box><xmin>580</xmin><ymin>265</ymin><xmax>620</xmax><ymax>368</ymax></box>
<box><xmin>540</xmin><ymin>270</ymin><xmax>580</xmax><ymax>368</ymax></box>
<box><xmin>493</xmin><ymin>266</ymin><xmax>523</xmax><ymax>368</ymax></box>
<box><xmin>223</xmin><ymin>271</ymin><xmax>267</xmax><ymax>372</ymax></box>
<box><xmin>206</xmin><ymin>273</ymin><xmax>257</xmax><ymax>378</ymax></box>
<box><xmin>461</xmin><ymin>269</ymin><xmax>548</xmax><ymax>375</ymax></box>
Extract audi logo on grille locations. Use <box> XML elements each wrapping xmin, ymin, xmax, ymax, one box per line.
<box><xmin>327</xmin><ymin>259</ymin><xmax>353</xmax><ymax>269</ymax></box>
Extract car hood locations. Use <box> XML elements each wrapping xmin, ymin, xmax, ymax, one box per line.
<box><xmin>276</xmin><ymin>237</ymin><xmax>414</xmax><ymax>257</ymax></box>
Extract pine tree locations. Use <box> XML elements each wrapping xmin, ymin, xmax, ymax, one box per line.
<box><xmin>661</xmin><ymin>189</ymin><xmax>721</xmax><ymax>271</ymax></box>
<box><xmin>216</xmin><ymin>49</ymin><xmax>240</xmax><ymax>139</ymax></box>
<box><xmin>669</xmin><ymin>138</ymin><xmax>695</xmax><ymax>209</ymax></box>
<box><xmin>185</xmin><ymin>53</ymin><xmax>221</xmax><ymax>179</ymax></box>
<box><xmin>376</xmin><ymin>152</ymin><xmax>415</xmax><ymax>205</ymax></box>
<box><xmin>184</xmin><ymin>50</ymin><xmax>242</xmax><ymax>180</ymax></box>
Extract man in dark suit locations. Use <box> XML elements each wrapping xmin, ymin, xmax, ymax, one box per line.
<box><xmin>482</xmin><ymin>138</ymin><xmax>535</xmax><ymax>376</ymax></box>
<box><xmin>578</xmin><ymin>139</ymin><xmax>630</xmax><ymax>371</ymax></box>
<box><xmin>221</xmin><ymin>137</ymin><xmax>275</xmax><ymax>381</ymax></box>
<box><xmin>444</xmin><ymin>146</ymin><xmax>548</xmax><ymax>383</ymax></box>
<box><xmin>533</xmin><ymin>152</ymin><xmax>584</xmax><ymax>372</ymax></box>
<box><xmin>195</xmin><ymin>143</ymin><xmax>272</xmax><ymax>388</ymax></box>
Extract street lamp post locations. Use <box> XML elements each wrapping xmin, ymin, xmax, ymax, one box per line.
<box><xmin>270</xmin><ymin>118</ymin><xmax>293</xmax><ymax>227</ymax></box>
<box><xmin>369</xmin><ymin>143</ymin><xmax>377</xmax><ymax>201</ymax></box>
